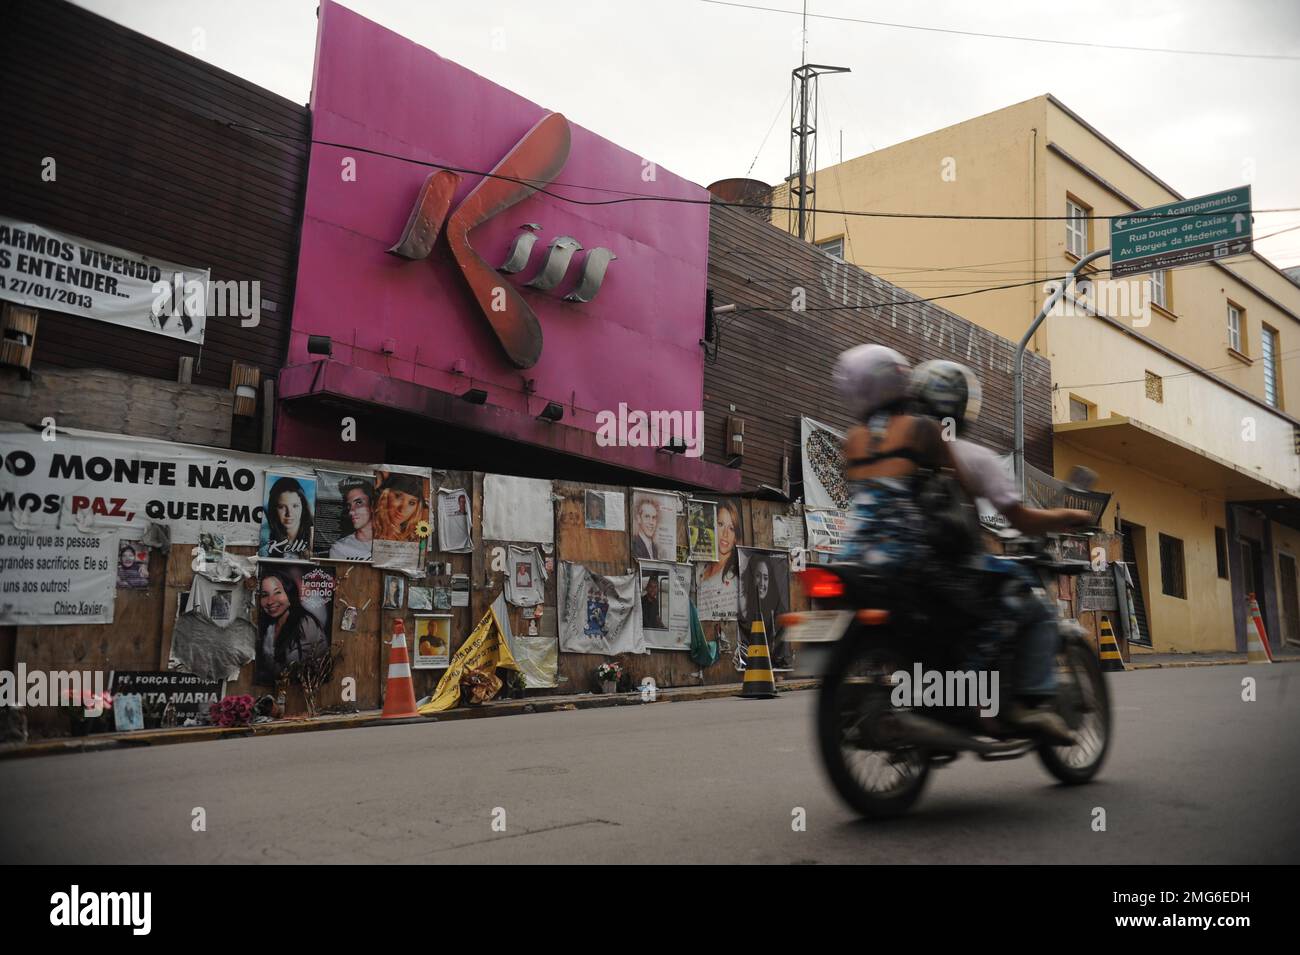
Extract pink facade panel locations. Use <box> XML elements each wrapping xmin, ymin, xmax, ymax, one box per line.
<box><xmin>287</xmin><ymin>1</ymin><xmax>710</xmax><ymax>439</ymax></box>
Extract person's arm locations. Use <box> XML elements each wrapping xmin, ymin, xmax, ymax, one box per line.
<box><xmin>942</xmin><ymin>437</ymin><xmax>1093</xmax><ymax>534</ymax></box>
<box><xmin>1001</xmin><ymin>504</ymin><xmax>1094</xmax><ymax>535</ymax></box>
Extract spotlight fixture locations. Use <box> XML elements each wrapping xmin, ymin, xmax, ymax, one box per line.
<box><xmin>537</xmin><ymin>401</ymin><xmax>564</xmax><ymax>422</ymax></box>
<box><xmin>461</xmin><ymin>388</ymin><xmax>488</xmax><ymax>405</ymax></box>
<box><xmin>306</xmin><ymin>335</ymin><xmax>333</xmax><ymax>357</ymax></box>
<box><xmin>658</xmin><ymin>438</ymin><xmax>688</xmax><ymax>455</ymax></box>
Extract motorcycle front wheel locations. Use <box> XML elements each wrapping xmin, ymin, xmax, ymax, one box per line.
<box><xmin>817</xmin><ymin>631</ymin><xmax>930</xmax><ymax>819</ymax></box>
<box><xmin>1037</xmin><ymin>634</ymin><xmax>1112</xmax><ymax>784</ymax></box>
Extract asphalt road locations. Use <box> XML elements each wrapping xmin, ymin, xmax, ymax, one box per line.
<box><xmin>2</xmin><ymin>664</ymin><xmax>1298</xmax><ymax>864</ymax></box>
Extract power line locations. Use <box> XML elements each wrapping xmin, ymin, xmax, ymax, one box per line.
<box><xmin>227</xmin><ymin>121</ymin><xmax>1300</xmax><ymax>222</ymax></box>
<box><xmin>699</xmin><ymin>0</ymin><xmax>1300</xmax><ymax>62</ymax></box>
<box><xmin>727</xmin><ymin>224</ymin><xmax>1300</xmax><ymax>317</ymax></box>
<box><xmin>746</xmin><ymin>86</ymin><xmax>791</xmax><ymax>177</ymax></box>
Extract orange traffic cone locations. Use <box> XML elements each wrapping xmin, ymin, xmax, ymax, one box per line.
<box><xmin>1246</xmin><ymin>594</ymin><xmax>1274</xmax><ymax>664</ymax></box>
<box><xmin>382</xmin><ymin>618</ymin><xmax>421</xmax><ymax>718</ymax></box>
<box><xmin>740</xmin><ymin>619</ymin><xmax>777</xmax><ymax>699</ymax></box>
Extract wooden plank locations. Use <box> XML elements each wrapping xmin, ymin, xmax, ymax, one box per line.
<box><xmin>0</xmin><ymin>368</ymin><xmax>233</xmax><ymax>447</ymax></box>
<box><xmin>2</xmin><ymin>0</ymin><xmax>309</xmax><ymax>395</ymax></box>
<box><xmin>702</xmin><ymin>204</ymin><xmax>1055</xmax><ymax>490</ymax></box>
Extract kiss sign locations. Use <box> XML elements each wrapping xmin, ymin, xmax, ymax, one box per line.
<box><xmin>387</xmin><ymin>112</ymin><xmax>616</xmax><ymax>369</ymax></box>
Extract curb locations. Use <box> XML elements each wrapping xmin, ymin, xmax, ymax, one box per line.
<box><xmin>1125</xmin><ymin>656</ymin><xmax>1299</xmax><ymax>669</ymax></box>
<box><xmin>0</xmin><ymin>679</ymin><xmax>819</xmax><ymax>762</ymax></box>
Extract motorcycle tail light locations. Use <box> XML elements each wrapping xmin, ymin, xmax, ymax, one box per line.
<box><xmin>800</xmin><ymin>567</ymin><xmax>845</xmax><ymax>599</ymax></box>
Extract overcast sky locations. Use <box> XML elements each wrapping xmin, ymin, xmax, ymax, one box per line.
<box><xmin>77</xmin><ymin>0</ymin><xmax>1300</xmax><ymax>268</ymax></box>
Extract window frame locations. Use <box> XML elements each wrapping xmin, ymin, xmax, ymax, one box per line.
<box><xmin>815</xmin><ymin>236</ymin><xmax>845</xmax><ymax>261</ymax></box>
<box><xmin>1227</xmin><ymin>301</ymin><xmax>1244</xmax><ymax>355</ymax></box>
<box><xmin>1262</xmin><ymin>323</ymin><xmax>1280</xmax><ymax>408</ymax></box>
<box><xmin>1149</xmin><ymin>269</ymin><xmax>1168</xmax><ymax>311</ymax></box>
<box><xmin>1159</xmin><ymin>533</ymin><xmax>1187</xmax><ymax>600</ymax></box>
<box><xmin>1065</xmin><ymin>196</ymin><xmax>1090</xmax><ymax>258</ymax></box>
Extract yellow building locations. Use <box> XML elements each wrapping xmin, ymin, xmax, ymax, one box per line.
<box><xmin>773</xmin><ymin>94</ymin><xmax>1300</xmax><ymax>655</ymax></box>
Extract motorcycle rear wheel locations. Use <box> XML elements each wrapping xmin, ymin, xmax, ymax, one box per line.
<box><xmin>1037</xmin><ymin>635</ymin><xmax>1112</xmax><ymax>784</ymax></box>
<box><xmin>817</xmin><ymin>632</ymin><xmax>930</xmax><ymax>818</ymax></box>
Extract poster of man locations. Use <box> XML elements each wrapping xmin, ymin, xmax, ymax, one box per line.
<box><xmin>259</xmin><ymin>473</ymin><xmax>316</xmax><ymax>561</ymax></box>
<box><xmin>255</xmin><ymin>565</ymin><xmax>336</xmax><ymax>685</ymax></box>
<box><xmin>695</xmin><ymin>498</ymin><xmax>743</xmax><ymax>620</ymax></box>
<box><xmin>687</xmin><ymin>499</ymin><xmax>718</xmax><ymax>562</ymax></box>
<box><xmin>413</xmin><ymin>615</ymin><xmax>451</xmax><ymax>669</ymax></box>
<box><xmin>437</xmin><ymin>487</ymin><xmax>472</xmax><ymax>553</ymax></box>
<box><xmin>630</xmin><ymin>490</ymin><xmax>675</xmax><ymax>561</ymax></box>
<box><xmin>736</xmin><ymin>547</ymin><xmax>793</xmax><ymax>670</ymax></box>
<box><xmin>640</xmin><ymin>568</ymin><xmax>668</xmax><ymax>630</ymax></box>
<box><xmin>372</xmin><ymin>469</ymin><xmax>432</xmax><ymax>572</ymax></box>
<box><xmin>314</xmin><ymin>471</ymin><xmax>375</xmax><ymax>561</ymax></box>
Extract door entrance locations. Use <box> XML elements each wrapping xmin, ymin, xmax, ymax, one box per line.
<box><xmin>1120</xmin><ymin>522</ymin><xmax>1151</xmax><ymax>646</ymax></box>
<box><xmin>1279</xmin><ymin>553</ymin><xmax>1300</xmax><ymax>647</ymax></box>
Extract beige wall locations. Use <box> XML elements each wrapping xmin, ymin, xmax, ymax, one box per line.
<box><xmin>774</xmin><ymin>93</ymin><xmax>1300</xmax><ymax>418</ymax></box>
<box><xmin>1046</xmin><ymin>313</ymin><xmax>1300</xmax><ymax>493</ymax></box>
<box><xmin>771</xmin><ymin>96</ymin><xmax>1048</xmax><ymax>346</ymax></box>
<box><xmin>1054</xmin><ymin>439</ymin><xmax>1237</xmax><ymax>653</ymax></box>
<box><xmin>1043</xmin><ymin>98</ymin><xmax>1300</xmax><ymax>417</ymax></box>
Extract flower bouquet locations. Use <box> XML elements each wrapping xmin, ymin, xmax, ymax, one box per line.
<box><xmin>209</xmin><ymin>694</ymin><xmax>256</xmax><ymax>728</ymax></box>
<box><xmin>595</xmin><ymin>661</ymin><xmax>623</xmax><ymax>694</ymax></box>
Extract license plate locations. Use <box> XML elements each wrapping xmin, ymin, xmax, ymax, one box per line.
<box><xmin>778</xmin><ymin>610</ymin><xmax>853</xmax><ymax>644</ymax></box>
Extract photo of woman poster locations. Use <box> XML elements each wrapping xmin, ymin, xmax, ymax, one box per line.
<box><xmin>314</xmin><ymin>471</ymin><xmax>375</xmax><ymax>561</ymax></box>
<box><xmin>116</xmin><ymin>540</ymin><xmax>150</xmax><ymax>589</ymax></box>
<box><xmin>255</xmin><ymin>565</ymin><xmax>336</xmax><ymax>685</ymax></box>
<box><xmin>259</xmin><ymin>473</ymin><xmax>316</xmax><ymax>561</ymax></box>
<box><xmin>382</xmin><ymin>574</ymin><xmax>406</xmax><ymax>611</ymax></box>
<box><xmin>695</xmin><ymin>498</ymin><xmax>743</xmax><ymax>620</ymax></box>
<box><xmin>372</xmin><ymin>469</ymin><xmax>432</xmax><ymax>573</ymax></box>
<box><xmin>736</xmin><ymin>547</ymin><xmax>792</xmax><ymax>671</ymax></box>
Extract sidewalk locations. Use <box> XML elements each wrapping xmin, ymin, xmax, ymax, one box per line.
<box><xmin>1126</xmin><ymin>649</ymin><xmax>1300</xmax><ymax>668</ymax></box>
<box><xmin>0</xmin><ymin>678</ymin><xmax>818</xmax><ymax>762</ymax></box>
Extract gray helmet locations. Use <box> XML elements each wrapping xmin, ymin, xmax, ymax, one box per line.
<box><xmin>833</xmin><ymin>344</ymin><xmax>912</xmax><ymax>421</ymax></box>
<box><xmin>909</xmin><ymin>360</ymin><xmax>982</xmax><ymax>432</ymax></box>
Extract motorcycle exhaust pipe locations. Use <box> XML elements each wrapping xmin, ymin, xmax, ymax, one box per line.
<box><xmin>888</xmin><ymin>711</ymin><xmax>1025</xmax><ymax>756</ymax></box>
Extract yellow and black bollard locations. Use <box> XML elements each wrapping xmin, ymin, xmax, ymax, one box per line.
<box><xmin>1097</xmin><ymin>616</ymin><xmax>1126</xmax><ymax>672</ymax></box>
<box><xmin>740</xmin><ymin>619</ymin><xmax>778</xmax><ymax>699</ymax></box>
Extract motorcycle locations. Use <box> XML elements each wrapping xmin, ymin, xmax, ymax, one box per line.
<box><xmin>781</xmin><ymin>475</ymin><xmax>1112</xmax><ymax>819</ymax></box>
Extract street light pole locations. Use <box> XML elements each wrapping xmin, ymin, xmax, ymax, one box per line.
<box><xmin>1013</xmin><ymin>247</ymin><xmax>1110</xmax><ymax>495</ymax></box>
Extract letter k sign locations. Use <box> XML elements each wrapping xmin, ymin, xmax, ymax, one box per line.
<box><xmin>388</xmin><ymin>112</ymin><xmax>571</xmax><ymax>369</ymax></box>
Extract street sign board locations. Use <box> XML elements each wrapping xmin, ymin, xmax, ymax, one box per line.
<box><xmin>1109</xmin><ymin>186</ymin><xmax>1252</xmax><ymax>276</ymax></box>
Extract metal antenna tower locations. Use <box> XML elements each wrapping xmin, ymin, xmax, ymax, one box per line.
<box><xmin>788</xmin><ymin>62</ymin><xmax>849</xmax><ymax>241</ymax></box>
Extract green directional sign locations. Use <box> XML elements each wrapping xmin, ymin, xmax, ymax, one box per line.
<box><xmin>1109</xmin><ymin>186</ymin><xmax>1252</xmax><ymax>277</ymax></box>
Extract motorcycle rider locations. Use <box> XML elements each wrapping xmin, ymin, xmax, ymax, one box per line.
<box><xmin>907</xmin><ymin>359</ymin><xmax>1092</xmax><ymax>742</ymax></box>
<box><xmin>833</xmin><ymin>346</ymin><xmax>1089</xmax><ymax>743</ymax></box>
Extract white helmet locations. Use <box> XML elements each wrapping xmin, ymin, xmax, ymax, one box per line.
<box><xmin>909</xmin><ymin>360</ymin><xmax>982</xmax><ymax>433</ymax></box>
<box><xmin>833</xmin><ymin>344</ymin><xmax>912</xmax><ymax>421</ymax></box>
